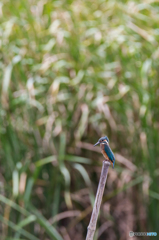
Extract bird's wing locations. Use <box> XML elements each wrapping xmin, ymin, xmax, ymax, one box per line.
<box><xmin>104</xmin><ymin>144</ymin><xmax>115</xmax><ymax>162</ymax></box>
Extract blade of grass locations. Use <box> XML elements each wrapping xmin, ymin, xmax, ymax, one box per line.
<box><xmin>0</xmin><ymin>215</ymin><xmax>39</xmax><ymax>240</ymax></box>
<box><xmin>12</xmin><ymin>169</ymin><xmax>19</xmax><ymax>197</ymax></box>
<box><xmin>15</xmin><ymin>215</ymin><xmax>37</xmax><ymax>230</ymax></box>
<box><xmin>65</xmin><ymin>155</ymin><xmax>92</xmax><ymax>164</ymax></box>
<box><xmin>73</xmin><ymin>163</ymin><xmax>95</xmax><ymax>206</ymax></box>
<box><xmin>0</xmin><ymin>194</ymin><xmax>30</xmax><ymax>216</ymax></box>
<box><xmin>35</xmin><ymin>155</ymin><xmax>57</xmax><ymax>167</ymax></box>
<box><xmin>59</xmin><ymin>133</ymin><xmax>72</xmax><ymax>208</ymax></box>
<box><xmin>29</xmin><ymin>205</ymin><xmax>64</xmax><ymax>240</ymax></box>
<box><xmin>149</xmin><ymin>191</ymin><xmax>159</xmax><ymax>200</ymax></box>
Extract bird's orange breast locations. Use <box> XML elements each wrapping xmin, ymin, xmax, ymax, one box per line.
<box><xmin>101</xmin><ymin>149</ymin><xmax>109</xmax><ymax>160</ymax></box>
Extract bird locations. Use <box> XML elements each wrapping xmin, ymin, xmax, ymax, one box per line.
<box><xmin>94</xmin><ymin>136</ymin><xmax>115</xmax><ymax>168</ymax></box>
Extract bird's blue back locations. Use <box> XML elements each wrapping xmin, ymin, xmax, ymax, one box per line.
<box><xmin>104</xmin><ymin>144</ymin><xmax>115</xmax><ymax>168</ymax></box>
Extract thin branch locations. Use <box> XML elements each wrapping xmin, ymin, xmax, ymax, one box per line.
<box><xmin>85</xmin><ymin>160</ymin><xmax>110</xmax><ymax>240</ymax></box>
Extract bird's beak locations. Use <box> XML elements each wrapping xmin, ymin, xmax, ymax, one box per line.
<box><xmin>94</xmin><ymin>141</ymin><xmax>100</xmax><ymax>146</ymax></box>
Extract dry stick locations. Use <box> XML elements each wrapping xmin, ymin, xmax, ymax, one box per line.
<box><xmin>85</xmin><ymin>160</ymin><xmax>110</xmax><ymax>240</ymax></box>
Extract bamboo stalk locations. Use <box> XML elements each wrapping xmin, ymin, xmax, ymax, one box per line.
<box><xmin>85</xmin><ymin>160</ymin><xmax>110</xmax><ymax>240</ymax></box>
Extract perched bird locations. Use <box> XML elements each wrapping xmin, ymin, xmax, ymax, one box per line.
<box><xmin>94</xmin><ymin>136</ymin><xmax>115</xmax><ymax>168</ymax></box>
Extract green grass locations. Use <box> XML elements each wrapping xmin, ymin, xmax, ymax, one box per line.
<box><xmin>0</xmin><ymin>0</ymin><xmax>159</xmax><ymax>239</ymax></box>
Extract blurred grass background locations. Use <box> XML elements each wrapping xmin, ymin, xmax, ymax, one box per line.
<box><xmin>0</xmin><ymin>0</ymin><xmax>159</xmax><ymax>239</ymax></box>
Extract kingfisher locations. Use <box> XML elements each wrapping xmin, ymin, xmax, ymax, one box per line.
<box><xmin>94</xmin><ymin>136</ymin><xmax>115</xmax><ymax>168</ymax></box>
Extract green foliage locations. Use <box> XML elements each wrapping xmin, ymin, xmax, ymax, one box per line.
<box><xmin>0</xmin><ymin>0</ymin><xmax>159</xmax><ymax>239</ymax></box>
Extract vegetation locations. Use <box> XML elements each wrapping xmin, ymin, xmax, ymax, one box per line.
<box><xmin>0</xmin><ymin>0</ymin><xmax>159</xmax><ymax>239</ymax></box>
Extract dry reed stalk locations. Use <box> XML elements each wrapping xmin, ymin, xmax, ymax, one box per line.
<box><xmin>85</xmin><ymin>160</ymin><xmax>110</xmax><ymax>240</ymax></box>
